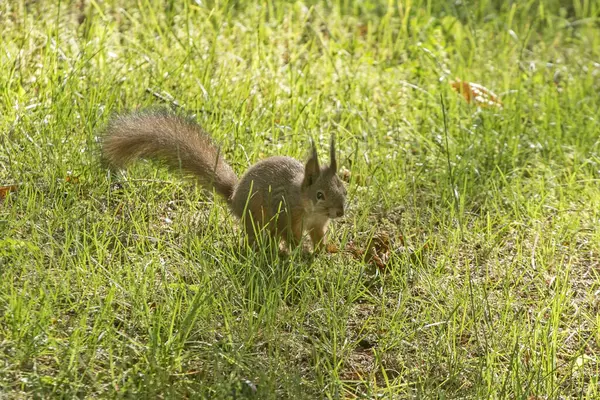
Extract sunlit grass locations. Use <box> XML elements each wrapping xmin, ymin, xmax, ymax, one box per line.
<box><xmin>1</xmin><ymin>0</ymin><xmax>600</xmax><ymax>398</ymax></box>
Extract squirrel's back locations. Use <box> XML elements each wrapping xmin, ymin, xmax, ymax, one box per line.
<box><xmin>231</xmin><ymin>156</ymin><xmax>305</xmax><ymax>217</ymax></box>
<box><xmin>102</xmin><ymin>110</ymin><xmax>238</xmax><ymax>200</ymax></box>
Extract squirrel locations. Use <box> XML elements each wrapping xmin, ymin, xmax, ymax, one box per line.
<box><xmin>101</xmin><ymin>109</ymin><xmax>347</xmax><ymax>252</ymax></box>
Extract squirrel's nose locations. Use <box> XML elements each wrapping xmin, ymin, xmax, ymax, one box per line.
<box><xmin>336</xmin><ymin>208</ymin><xmax>344</xmax><ymax>218</ymax></box>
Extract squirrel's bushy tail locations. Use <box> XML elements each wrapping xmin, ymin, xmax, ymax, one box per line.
<box><xmin>102</xmin><ymin>110</ymin><xmax>238</xmax><ymax>201</ymax></box>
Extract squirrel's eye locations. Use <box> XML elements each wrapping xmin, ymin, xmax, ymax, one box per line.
<box><xmin>316</xmin><ymin>191</ymin><xmax>325</xmax><ymax>201</ymax></box>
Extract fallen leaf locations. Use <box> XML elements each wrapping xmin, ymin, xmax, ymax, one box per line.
<box><xmin>339</xmin><ymin>166</ymin><xmax>367</xmax><ymax>186</ymax></box>
<box><xmin>346</xmin><ymin>241</ymin><xmax>364</xmax><ymax>258</ymax></box>
<box><xmin>366</xmin><ymin>232</ymin><xmax>391</xmax><ymax>271</ymax></box>
<box><xmin>325</xmin><ymin>242</ymin><xmax>339</xmax><ymax>253</ymax></box>
<box><xmin>370</xmin><ymin>232</ymin><xmax>391</xmax><ymax>253</ymax></box>
<box><xmin>65</xmin><ymin>175</ymin><xmax>80</xmax><ymax>184</ymax></box>
<box><xmin>346</xmin><ymin>232</ymin><xmax>392</xmax><ymax>271</ymax></box>
<box><xmin>339</xmin><ymin>167</ymin><xmax>352</xmax><ymax>183</ymax></box>
<box><xmin>357</xmin><ymin>23</ymin><xmax>368</xmax><ymax>38</ymax></box>
<box><xmin>450</xmin><ymin>79</ymin><xmax>502</xmax><ymax>108</ymax></box>
<box><xmin>0</xmin><ymin>185</ymin><xmax>18</xmax><ymax>200</ymax></box>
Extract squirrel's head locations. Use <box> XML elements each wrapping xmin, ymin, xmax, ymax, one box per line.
<box><xmin>301</xmin><ymin>135</ymin><xmax>347</xmax><ymax>219</ymax></box>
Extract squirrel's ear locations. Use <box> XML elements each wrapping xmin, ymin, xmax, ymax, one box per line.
<box><xmin>329</xmin><ymin>134</ymin><xmax>337</xmax><ymax>172</ymax></box>
<box><xmin>303</xmin><ymin>138</ymin><xmax>320</xmax><ymax>188</ymax></box>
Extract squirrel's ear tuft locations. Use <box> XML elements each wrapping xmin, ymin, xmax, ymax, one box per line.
<box><xmin>329</xmin><ymin>134</ymin><xmax>337</xmax><ymax>172</ymax></box>
<box><xmin>303</xmin><ymin>138</ymin><xmax>320</xmax><ymax>188</ymax></box>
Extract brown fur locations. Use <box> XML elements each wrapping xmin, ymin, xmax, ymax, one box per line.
<box><xmin>102</xmin><ymin>109</ymin><xmax>346</xmax><ymax>251</ymax></box>
<box><xmin>103</xmin><ymin>111</ymin><xmax>238</xmax><ymax>199</ymax></box>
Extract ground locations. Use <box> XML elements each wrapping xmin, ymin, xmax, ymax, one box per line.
<box><xmin>1</xmin><ymin>0</ymin><xmax>600</xmax><ymax>398</ymax></box>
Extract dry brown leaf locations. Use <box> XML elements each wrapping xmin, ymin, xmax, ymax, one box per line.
<box><xmin>65</xmin><ymin>175</ymin><xmax>80</xmax><ymax>184</ymax></box>
<box><xmin>339</xmin><ymin>167</ymin><xmax>352</xmax><ymax>183</ymax></box>
<box><xmin>339</xmin><ymin>166</ymin><xmax>367</xmax><ymax>186</ymax></box>
<box><xmin>325</xmin><ymin>242</ymin><xmax>339</xmax><ymax>253</ymax></box>
<box><xmin>450</xmin><ymin>79</ymin><xmax>502</xmax><ymax>108</ymax></box>
<box><xmin>366</xmin><ymin>232</ymin><xmax>391</xmax><ymax>271</ymax></box>
<box><xmin>357</xmin><ymin>23</ymin><xmax>368</xmax><ymax>38</ymax></box>
<box><xmin>346</xmin><ymin>241</ymin><xmax>364</xmax><ymax>259</ymax></box>
<box><xmin>346</xmin><ymin>232</ymin><xmax>392</xmax><ymax>271</ymax></box>
<box><xmin>0</xmin><ymin>184</ymin><xmax>18</xmax><ymax>200</ymax></box>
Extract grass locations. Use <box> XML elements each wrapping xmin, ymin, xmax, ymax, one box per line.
<box><xmin>1</xmin><ymin>0</ymin><xmax>600</xmax><ymax>398</ymax></box>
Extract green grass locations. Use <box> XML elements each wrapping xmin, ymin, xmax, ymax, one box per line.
<box><xmin>1</xmin><ymin>0</ymin><xmax>600</xmax><ymax>398</ymax></box>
